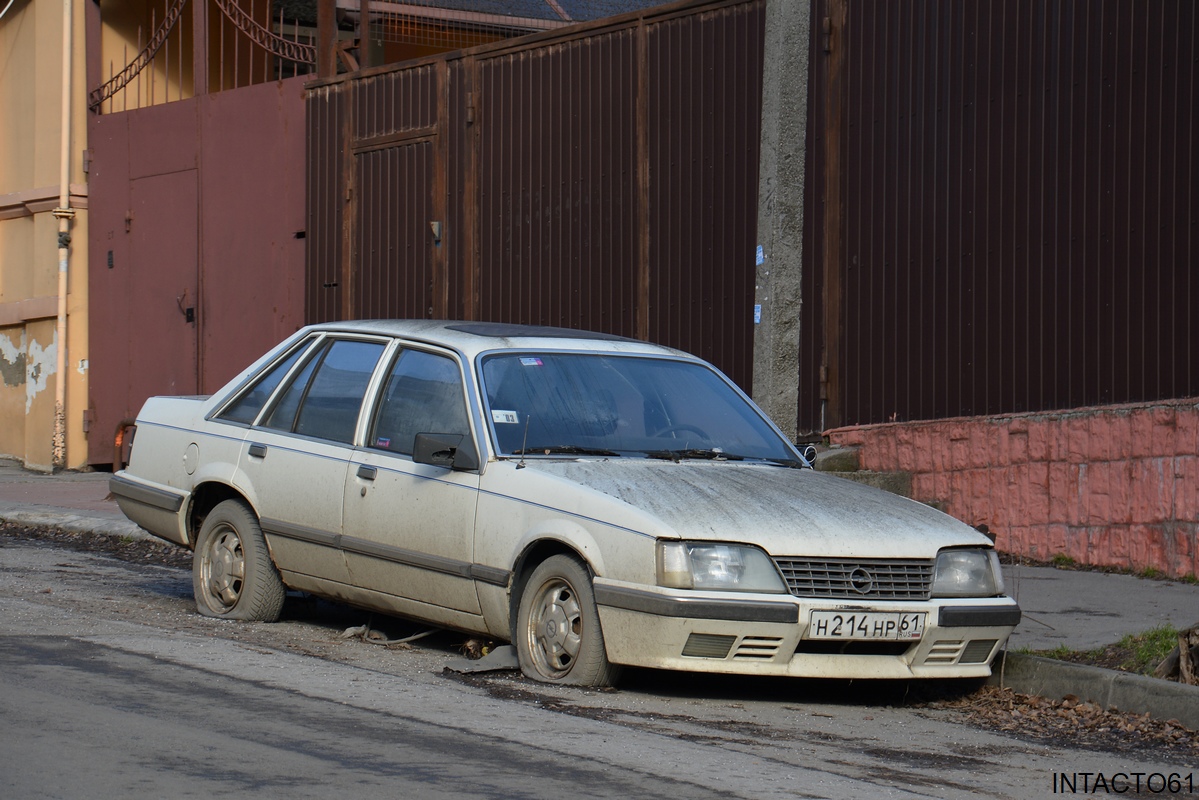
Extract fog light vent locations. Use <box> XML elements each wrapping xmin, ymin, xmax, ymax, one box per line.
<box><xmin>682</xmin><ymin>633</ymin><xmax>736</xmax><ymax>658</ymax></box>
<box><xmin>923</xmin><ymin>640</ymin><xmax>965</xmax><ymax>664</ymax></box>
<box><xmin>733</xmin><ymin>636</ymin><xmax>783</xmax><ymax>660</ymax></box>
<box><xmin>959</xmin><ymin>639</ymin><xmax>999</xmax><ymax>664</ymax></box>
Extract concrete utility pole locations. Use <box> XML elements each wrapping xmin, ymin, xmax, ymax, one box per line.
<box><xmin>753</xmin><ymin>0</ymin><xmax>810</xmax><ymax>441</ymax></box>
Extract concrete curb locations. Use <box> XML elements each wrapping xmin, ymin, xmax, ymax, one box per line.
<box><xmin>0</xmin><ymin>508</ymin><xmax>148</xmax><ymax>540</ymax></box>
<box><xmin>988</xmin><ymin>651</ymin><xmax>1199</xmax><ymax>730</ymax></box>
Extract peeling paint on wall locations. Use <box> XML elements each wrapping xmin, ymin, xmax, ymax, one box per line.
<box><xmin>0</xmin><ymin>330</ymin><xmax>27</xmax><ymax>388</ymax></box>
<box><xmin>25</xmin><ymin>335</ymin><xmax>57</xmax><ymax>413</ymax></box>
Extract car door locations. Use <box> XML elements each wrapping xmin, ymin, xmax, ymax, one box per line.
<box><xmin>340</xmin><ymin>346</ymin><xmax>483</xmax><ymax>622</ymax></box>
<box><xmin>237</xmin><ymin>336</ymin><xmax>388</xmax><ymax>591</ymax></box>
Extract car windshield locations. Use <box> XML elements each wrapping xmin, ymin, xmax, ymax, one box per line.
<box><xmin>480</xmin><ymin>353</ymin><xmax>800</xmax><ymax>464</ymax></box>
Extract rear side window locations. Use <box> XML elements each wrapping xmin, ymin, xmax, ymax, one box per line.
<box><xmin>264</xmin><ymin>339</ymin><xmax>386</xmax><ymax>444</ymax></box>
<box><xmin>218</xmin><ymin>341</ymin><xmax>311</xmax><ymax>425</ymax></box>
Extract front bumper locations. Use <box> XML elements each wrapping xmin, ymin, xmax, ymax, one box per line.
<box><xmin>594</xmin><ymin>580</ymin><xmax>1021</xmax><ymax>679</ymax></box>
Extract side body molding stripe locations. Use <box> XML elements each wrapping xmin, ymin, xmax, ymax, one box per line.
<box><xmin>469</xmin><ymin>564</ymin><xmax>511</xmax><ymax>587</ymax></box>
<box><xmin>261</xmin><ymin>518</ymin><xmax>340</xmax><ymax>548</ymax></box>
<box><xmin>341</xmin><ymin>535</ymin><xmax>472</xmax><ymax>578</ymax></box>
<box><xmin>262</xmin><ymin>521</ymin><xmax>512</xmax><ymax>587</ymax></box>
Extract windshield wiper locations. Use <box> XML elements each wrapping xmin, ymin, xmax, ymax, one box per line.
<box><xmin>644</xmin><ymin>449</ymin><xmax>805</xmax><ymax>468</ymax></box>
<box><xmin>643</xmin><ymin>448</ymin><xmax>745</xmax><ymax>462</ymax></box>
<box><xmin>763</xmin><ymin>456</ymin><xmax>806</xmax><ymax>469</ymax></box>
<box><xmin>511</xmin><ymin>445</ymin><xmax>620</xmax><ymax>457</ymax></box>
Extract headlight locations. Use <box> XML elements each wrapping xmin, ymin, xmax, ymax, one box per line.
<box><xmin>656</xmin><ymin>541</ymin><xmax>788</xmax><ymax>593</ymax></box>
<box><xmin>931</xmin><ymin>549</ymin><xmax>1004</xmax><ymax>597</ymax></box>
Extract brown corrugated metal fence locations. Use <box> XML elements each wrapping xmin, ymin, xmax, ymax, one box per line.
<box><xmin>306</xmin><ymin>0</ymin><xmax>766</xmax><ymax>391</ymax></box>
<box><xmin>473</xmin><ymin>31</ymin><xmax>641</xmax><ymax>334</ymax></box>
<box><xmin>803</xmin><ymin>0</ymin><xmax>1199</xmax><ymax>432</ymax></box>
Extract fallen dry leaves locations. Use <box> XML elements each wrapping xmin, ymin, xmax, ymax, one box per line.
<box><xmin>932</xmin><ymin>685</ymin><xmax>1199</xmax><ymax>758</ymax></box>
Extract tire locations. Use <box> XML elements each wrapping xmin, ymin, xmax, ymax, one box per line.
<box><xmin>192</xmin><ymin>499</ymin><xmax>285</xmax><ymax>622</ymax></box>
<box><xmin>516</xmin><ymin>554</ymin><xmax>621</xmax><ymax>687</ymax></box>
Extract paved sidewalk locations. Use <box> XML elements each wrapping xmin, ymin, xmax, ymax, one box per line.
<box><xmin>2</xmin><ymin>457</ymin><xmax>1196</xmax><ymax>725</ymax></box>
<box><xmin>0</xmin><ymin>458</ymin><xmax>144</xmax><ymax>538</ymax></box>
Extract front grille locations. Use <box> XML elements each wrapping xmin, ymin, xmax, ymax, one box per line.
<box><xmin>773</xmin><ymin>557</ymin><xmax>934</xmax><ymax>600</ymax></box>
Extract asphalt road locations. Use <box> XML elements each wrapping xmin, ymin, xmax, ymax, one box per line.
<box><xmin>1</xmin><ymin>536</ymin><xmax>1195</xmax><ymax>800</ymax></box>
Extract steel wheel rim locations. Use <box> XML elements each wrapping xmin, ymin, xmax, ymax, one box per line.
<box><xmin>527</xmin><ymin>576</ymin><xmax>583</xmax><ymax>677</ymax></box>
<box><xmin>201</xmin><ymin>525</ymin><xmax>246</xmax><ymax>612</ymax></box>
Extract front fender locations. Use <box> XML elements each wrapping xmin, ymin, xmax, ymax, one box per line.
<box><xmin>511</xmin><ymin>517</ymin><xmax>608</xmax><ymax>578</ymax></box>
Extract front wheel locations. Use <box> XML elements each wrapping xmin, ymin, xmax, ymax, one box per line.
<box><xmin>192</xmin><ymin>499</ymin><xmax>285</xmax><ymax>621</ymax></box>
<box><xmin>516</xmin><ymin>555</ymin><xmax>621</xmax><ymax>687</ymax></box>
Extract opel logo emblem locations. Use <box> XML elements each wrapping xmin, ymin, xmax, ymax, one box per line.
<box><xmin>849</xmin><ymin>567</ymin><xmax>874</xmax><ymax>595</ymax></box>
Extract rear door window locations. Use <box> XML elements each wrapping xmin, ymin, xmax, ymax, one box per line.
<box><xmin>263</xmin><ymin>339</ymin><xmax>386</xmax><ymax>444</ymax></box>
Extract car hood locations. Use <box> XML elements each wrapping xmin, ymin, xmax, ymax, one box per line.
<box><xmin>527</xmin><ymin>459</ymin><xmax>991</xmax><ymax>558</ymax></box>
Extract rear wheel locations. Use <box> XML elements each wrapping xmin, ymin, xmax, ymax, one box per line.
<box><xmin>516</xmin><ymin>555</ymin><xmax>620</xmax><ymax>687</ymax></box>
<box><xmin>192</xmin><ymin>499</ymin><xmax>285</xmax><ymax>621</ymax></box>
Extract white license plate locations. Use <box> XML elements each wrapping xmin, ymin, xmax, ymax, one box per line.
<box><xmin>806</xmin><ymin>611</ymin><xmax>926</xmax><ymax>641</ymax></box>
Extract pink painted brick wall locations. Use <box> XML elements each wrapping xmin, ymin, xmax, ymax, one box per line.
<box><xmin>826</xmin><ymin>398</ymin><xmax>1199</xmax><ymax>579</ymax></box>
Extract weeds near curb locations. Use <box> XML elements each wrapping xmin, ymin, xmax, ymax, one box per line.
<box><xmin>1028</xmin><ymin>624</ymin><xmax>1181</xmax><ymax>676</ymax></box>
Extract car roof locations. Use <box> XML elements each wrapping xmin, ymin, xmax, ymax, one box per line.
<box><xmin>301</xmin><ymin>320</ymin><xmax>693</xmax><ymax>361</ymax></box>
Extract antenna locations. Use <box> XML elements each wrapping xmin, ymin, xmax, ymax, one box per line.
<box><xmin>516</xmin><ymin>413</ymin><xmax>531</xmax><ymax>469</ymax></box>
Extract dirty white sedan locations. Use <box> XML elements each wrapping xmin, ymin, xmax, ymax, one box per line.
<box><xmin>111</xmin><ymin>321</ymin><xmax>1019</xmax><ymax>686</ymax></box>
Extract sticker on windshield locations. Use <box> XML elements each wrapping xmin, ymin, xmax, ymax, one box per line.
<box><xmin>520</xmin><ymin>357</ymin><xmax>543</xmax><ymax>366</ymax></box>
<box><xmin>492</xmin><ymin>410</ymin><xmax>520</xmax><ymax>424</ymax></box>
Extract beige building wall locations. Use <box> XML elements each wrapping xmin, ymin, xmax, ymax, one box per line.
<box><xmin>0</xmin><ymin>0</ymin><xmax>90</xmax><ymax>471</ymax></box>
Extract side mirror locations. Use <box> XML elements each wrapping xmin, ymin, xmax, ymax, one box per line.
<box><xmin>413</xmin><ymin>432</ymin><xmax>480</xmax><ymax>472</ymax></box>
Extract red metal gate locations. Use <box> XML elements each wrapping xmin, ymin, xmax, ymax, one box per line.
<box><xmin>87</xmin><ymin>80</ymin><xmax>308</xmax><ymax>466</ymax></box>
<box><xmin>88</xmin><ymin>110</ymin><xmax>202</xmax><ymax>467</ymax></box>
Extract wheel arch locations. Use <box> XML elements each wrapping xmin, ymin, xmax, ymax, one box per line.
<box><xmin>508</xmin><ymin>538</ymin><xmax>594</xmax><ymax>635</ymax></box>
<box><xmin>187</xmin><ymin>482</ymin><xmax>255</xmax><ymax>547</ymax></box>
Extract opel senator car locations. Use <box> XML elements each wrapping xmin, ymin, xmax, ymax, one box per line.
<box><xmin>110</xmin><ymin>321</ymin><xmax>1020</xmax><ymax>686</ymax></box>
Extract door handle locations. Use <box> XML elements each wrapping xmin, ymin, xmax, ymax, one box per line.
<box><xmin>356</xmin><ymin>464</ymin><xmax>377</xmax><ymax>481</ymax></box>
<box><xmin>248</xmin><ymin>443</ymin><xmax>267</xmax><ymax>458</ymax></box>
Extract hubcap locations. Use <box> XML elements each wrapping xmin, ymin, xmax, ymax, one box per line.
<box><xmin>528</xmin><ymin>577</ymin><xmax>583</xmax><ymax>677</ymax></box>
<box><xmin>202</xmin><ymin>526</ymin><xmax>245</xmax><ymax>611</ymax></box>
